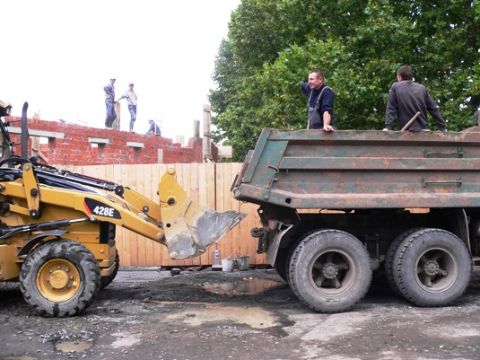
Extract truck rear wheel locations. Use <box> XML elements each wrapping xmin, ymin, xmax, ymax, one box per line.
<box><xmin>392</xmin><ymin>228</ymin><xmax>471</xmax><ymax>307</ymax></box>
<box><xmin>385</xmin><ymin>227</ymin><xmax>425</xmax><ymax>295</ymax></box>
<box><xmin>100</xmin><ymin>250</ymin><xmax>120</xmax><ymax>289</ymax></box>
<box><xmin>288</xmin><ymin>229</ymin><xmax>372</xmax><ymax>313</ymax></box>
<box><xmin>19</xmin><ymin>239</ymin><xmax>100</xmax><ymax>317</ymax></box>
<box><xmin>274</xmin><ymin>250</ymin><xmax>289</xmax><ymax>283</ymax></box>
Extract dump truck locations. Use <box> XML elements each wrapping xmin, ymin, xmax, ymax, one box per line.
<box><xmin>0</xmin><ymin>101</ymin><xmax>243</xmax><ymax>316</ymax></box>
<box><xmin>232</xmin><ymin>127</ymin><xmax>480</xmax><ymax>313</ymax></box>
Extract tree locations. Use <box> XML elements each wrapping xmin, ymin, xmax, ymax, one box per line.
<box><xmin>210</xmin><ymin>0</ymin><xmax>480</xmax><ymax>161</ymax></box>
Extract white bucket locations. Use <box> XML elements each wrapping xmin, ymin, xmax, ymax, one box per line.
<box><xmin>222</xmin><ymin>258</ymin><xmax>234</xmax><ymax>272</ymax></box>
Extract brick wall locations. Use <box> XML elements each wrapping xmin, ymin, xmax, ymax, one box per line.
<box><xmin>6</xmin><ymin>118</ymin><xmax>203</xmax><ymax>165</ymax></box>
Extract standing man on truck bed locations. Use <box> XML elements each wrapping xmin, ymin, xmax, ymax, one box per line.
<box><xmin>384</xmin><ymin>65</ymin><xmax>446</xmax><ymax>131</ymax></box>
<box><xmin>301</xmin><ymin>69</ymin><xmax>335</xmax><ymax>132</ymax></box>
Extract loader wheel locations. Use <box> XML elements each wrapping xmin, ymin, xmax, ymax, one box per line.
<box><xmin>385</xmin><ymin>227</ymin><xmax>425</xmax><ymax>295</ymax></box>
<box><xmin>19</xmin><ymin>239</ymin><xmax>100</xmax><ymax>317</ymax></box>
<box><xmin>288</xmin><ymin>229</ymin><xmax>372</xmax><ymax>313</ymax></box>
<box><xmin>392</xmin><ymin>228</ymin><xmax>471</xmax><ymax>307</ymax></box>
<box><xmin>100</xmin><ymin>250</ymin><xmax>120</xmax><ymax>289</ymax></box>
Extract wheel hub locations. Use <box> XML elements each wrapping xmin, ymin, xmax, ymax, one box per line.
<box><xmin>424</xmin><ymin>260</ymin><xmax>439</xmax><ymax>276</ymax></box>
<box><xmin>322</xmin><ymin>263</ymin><xmax>339</xmax><ymax>279</ymax></box>
<box><xmin>37</xmin><ymin>259</ymin><xmax>80</xmax><ymax>302</ymax></box>
<box><xmin>49</xmin><ymin>269</ymin><xmax>70</xmax><ymax>289</ymax></box>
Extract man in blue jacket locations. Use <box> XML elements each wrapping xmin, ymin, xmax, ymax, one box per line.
<box><xmin>301</xmin><ymin>69</ymin><xmax>335</xmax><ymax>132</ymax></box>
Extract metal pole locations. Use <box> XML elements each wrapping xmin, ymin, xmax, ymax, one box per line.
<box><xmin>21</xmin><ymin>102</ymin><xmax>29</xmax><ymax>159</ymax></box>
<box><xmin>203</xmin><ymin>104</ymin><xmax>212</xmax><ymax>162</ymax></box>
<box><xmin>400</xmin><ymin>111</ymin><xmax>421</xmax><ymax>131</ymax></box>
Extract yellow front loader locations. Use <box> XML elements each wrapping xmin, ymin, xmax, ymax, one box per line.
<box><xmin>0</xmin><ymin>101</ymin><xmax>244</xmax><ymax>316</ymax></box>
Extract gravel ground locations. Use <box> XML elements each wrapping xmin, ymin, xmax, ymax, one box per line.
<box><xmin>1</xmin><ymin>267</ymin><xmax>480</xmax><ymax>360</ymax></box>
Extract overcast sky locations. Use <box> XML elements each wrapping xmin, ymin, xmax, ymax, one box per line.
<box><xmin>1</xmin><ymin>0</ymin><xmax>240</xmax><ymax>139</ymax></box>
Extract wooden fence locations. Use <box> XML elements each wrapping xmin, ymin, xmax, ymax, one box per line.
<box><xmin>69</xmin><ymin>163</ymin><xmax>265</xmax><ymax>267</ymax></box>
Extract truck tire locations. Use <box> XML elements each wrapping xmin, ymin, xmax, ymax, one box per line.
<box><xmin>288</xmin><ymin>229</ymin><xmax>372</xmax><ymax>313</ymax></box>
<box><xmin>274</xmin><ymin>245</ymin><xmax>297</xmax><ymax>283</ymax></box>
<box><xmin>19</xmin><ymin>239</ymin><xmax>100</xmax><ymax>317</ymax></box>
<box><xmin>100</xmin><ymin>250</ymin><xmax>120</xmax><ymax>289</ymax></box>
<box><xmin>385</xmin><ymin>227</ymin><xmax>425</xmax><ymax>295</ymax></box>
<box><xmin>274</xmin><ymin>250</ymin><xmax>290</xmax><ymax>283</ymax></box>
<box><xmin>392</xmin><ymin>228</ymin><xmax>471</xmax><ymax>307</ymax></box>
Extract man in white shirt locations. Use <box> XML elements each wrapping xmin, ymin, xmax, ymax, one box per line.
<box><xmin>118</xmin><ymin>83</ymin><xmax>138</xmax><ymax>132</ymax></box>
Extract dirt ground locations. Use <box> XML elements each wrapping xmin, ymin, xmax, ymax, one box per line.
<box><xmin>2</xmin><ymin>266</ymin><xmax>480</xmax><ymax>360</ymax></box>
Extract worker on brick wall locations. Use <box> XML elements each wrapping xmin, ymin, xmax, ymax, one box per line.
<box><xmin>146</xmin><ymin>119</ymin><xmax>161</xmax><ymax>136</ymax></box>
<box><xmin>117</xmin><ymin>82</ymin><xmax>138</xmax><ymax>132</ymax></box>
<box><xmin>104</xmin><ymin>78</ymin><xmax>117</xmax><ymax>128</ymax></box>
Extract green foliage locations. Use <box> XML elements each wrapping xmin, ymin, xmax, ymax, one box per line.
<box><xmin>210</xmin><ymin>0</ymin><xmax>480</xmax><ymax>161</ymax></box>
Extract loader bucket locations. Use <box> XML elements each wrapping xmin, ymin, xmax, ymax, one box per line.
<box><xmin>159</xmin><ymin>169</ymin><xmax>245</xmax><ymax>260</ymax></box>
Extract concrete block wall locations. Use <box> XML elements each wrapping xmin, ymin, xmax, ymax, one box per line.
<box><xmin>6</xmin><ymin>118</ymin><xmax>203</xmax><ymax>165</ymax></box>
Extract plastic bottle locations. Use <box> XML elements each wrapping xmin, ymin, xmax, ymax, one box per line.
<box><xmin>213</xmin><ymin>249</ymin><xmax>221</xmax><ymax>267</ymax></box>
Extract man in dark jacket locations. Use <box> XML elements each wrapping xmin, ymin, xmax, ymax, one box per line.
<box><xmin>104</xmin><ymin>78</ymin><xmax>117</xmax><ymax>128</ymax></box>
<box><xmin>384</xmin><ymin>65</ymin><xmax>446</xmax><ymax>131</ymax></box>
<box><xmin>301</xmin><ymin>69</ymin><xmax>335</xmax><ymax>132</ymax></box>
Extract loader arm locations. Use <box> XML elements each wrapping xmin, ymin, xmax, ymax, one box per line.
<box><xmin>121</xmin><ymin>186</ymin><xmax>161</xmax><ymax>222</ymax></box>
<box><xmin>2</xmin><ymin>179</ymin><xmax>165</xmax><ymax>242</ymax></box>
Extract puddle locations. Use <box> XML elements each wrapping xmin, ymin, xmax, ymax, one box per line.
<box><xmin>202</xmin><ymin>277</ymin><xmax>282</xmax><ymax>296</ymax></box>
<box><xmin>425</xmin><ymin>324</ymin><xmax>480</xmax><ymax>339</ymax></box>
<box><xmin>287</xmin><ymin>312</ymin><xmax>370</xmax><ymax>342</ymax></box>
<box><xmin>55</xmin><ymin>340</ymin><xmax>93</xmax><ymax>353</ymax></box>
<box><xmin>111</xmin><ymin>332</ymin><xmax>142</xmax><ymax>348</ymax></box>
<box><xmin>166</xmin><ymin>303</ymin><xmax>280</xmax><ymax>329</ymax></box>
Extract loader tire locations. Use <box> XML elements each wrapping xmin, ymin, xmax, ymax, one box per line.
<box><xmin>392</xmin><ymin>228</ymin><xmax>471</xmax><ymax>307</ymax></box>
<box><xmin>385</xmin><ymin>227</ymin><xmax>425</xmax><ymax>296</ymax></box>
<box><xmin>100</xmin><ymin>250</ymin><xmax>120</xmax><ymax>289</ymax></box>
<box><xmin>288</xmin><ymin>229</ymin><xmax>372</xmax><ymax>313</ymax></box>
<box><xmin>19</xmin><ymin>239</ymin><xmax>100</xmax><ymax>317</ymax></box>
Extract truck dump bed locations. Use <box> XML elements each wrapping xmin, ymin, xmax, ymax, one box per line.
<box><xmin>233</xmin><ymin>128</ymin><xmax>480</xmax><ymax>209</ymax></box>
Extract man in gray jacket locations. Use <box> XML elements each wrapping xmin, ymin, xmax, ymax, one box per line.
<box><xmin>384</xmin><ymin>65</ymin><xmax>446</xmax><ymax>131</ymax></box>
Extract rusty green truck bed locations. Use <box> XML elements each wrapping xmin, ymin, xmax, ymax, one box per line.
<box><xmin>232</xmin><ymin>128</ymin><xmax>480</xmax><ymax>209</ymax></box>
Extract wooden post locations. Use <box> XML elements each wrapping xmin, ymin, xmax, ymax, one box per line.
<box><xmin>112</xmin><ymin>102</ymin><xmax>121</xmax><ymax>130</ymax></box>
<box><xmin>193</xmin><ymin>120</ymin><xmax>200</xmax><ymax>138</ymax></box>
<box><xmin>203</xmin><ymin>104</ymin><xmax>212</xmax><ymax>162</ymax></box>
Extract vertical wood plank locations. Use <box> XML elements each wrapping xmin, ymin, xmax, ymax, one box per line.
<box><xmin>156</xmin><ymin>164</ymin><xmax>167</xmax><ymax>267</ymax></box>
<box><xmin>181</xmin><ymin>163</ymin><xmax>194</xmax><ymax>267</ymax></box>
<box><xmin>189</xmin><ymin>163</ymin><xmax>201</xmax><ymax>266</ymax></box>
<box><xmin>206</xmin><ymin>163</ymin><xmax>217</xmax><ymax>266</ymax></box>
<box><xmin>223</xmin><ymin>163</ymin><xmax>234</xmax><ymax>259</ymax></box>
<box><xmin>112</xmin><ymin>164</ymin><xmax>126</xmax><ymax>266</ymax></box>
<box><xmin>198</xmin><ymin>163</ymin><xmax>209</xmax><ymax>266</ymax></box>
<box><xmin>120</xmin><ymin>164</ymin><xmax>132</xmax><ymax>267</ymax></box>
<box><xmin>214</xmin><ymin>163</ymin><xmax>224</xmax><ymax>261</ymax></box>
<box><xmin>143</xmin><ymin>164</ymin><xmax>155</xmax><ymax>266</ymax></box>
<box><xmin>127</xmin><ymin>165</ymin><xmax>139</xmax><ymax>266</ymax></box>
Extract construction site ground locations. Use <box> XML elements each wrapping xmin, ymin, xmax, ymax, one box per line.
<box><xmin>2</xmin><ymin>267</ymin><xmax>480</xmax><ymax>360</ymax></box>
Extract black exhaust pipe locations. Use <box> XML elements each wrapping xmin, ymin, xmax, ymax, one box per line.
<box><xmin>21</xmin><ymin>102</ymin><xmax>29</xmax><ymax>159</ymax></box>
